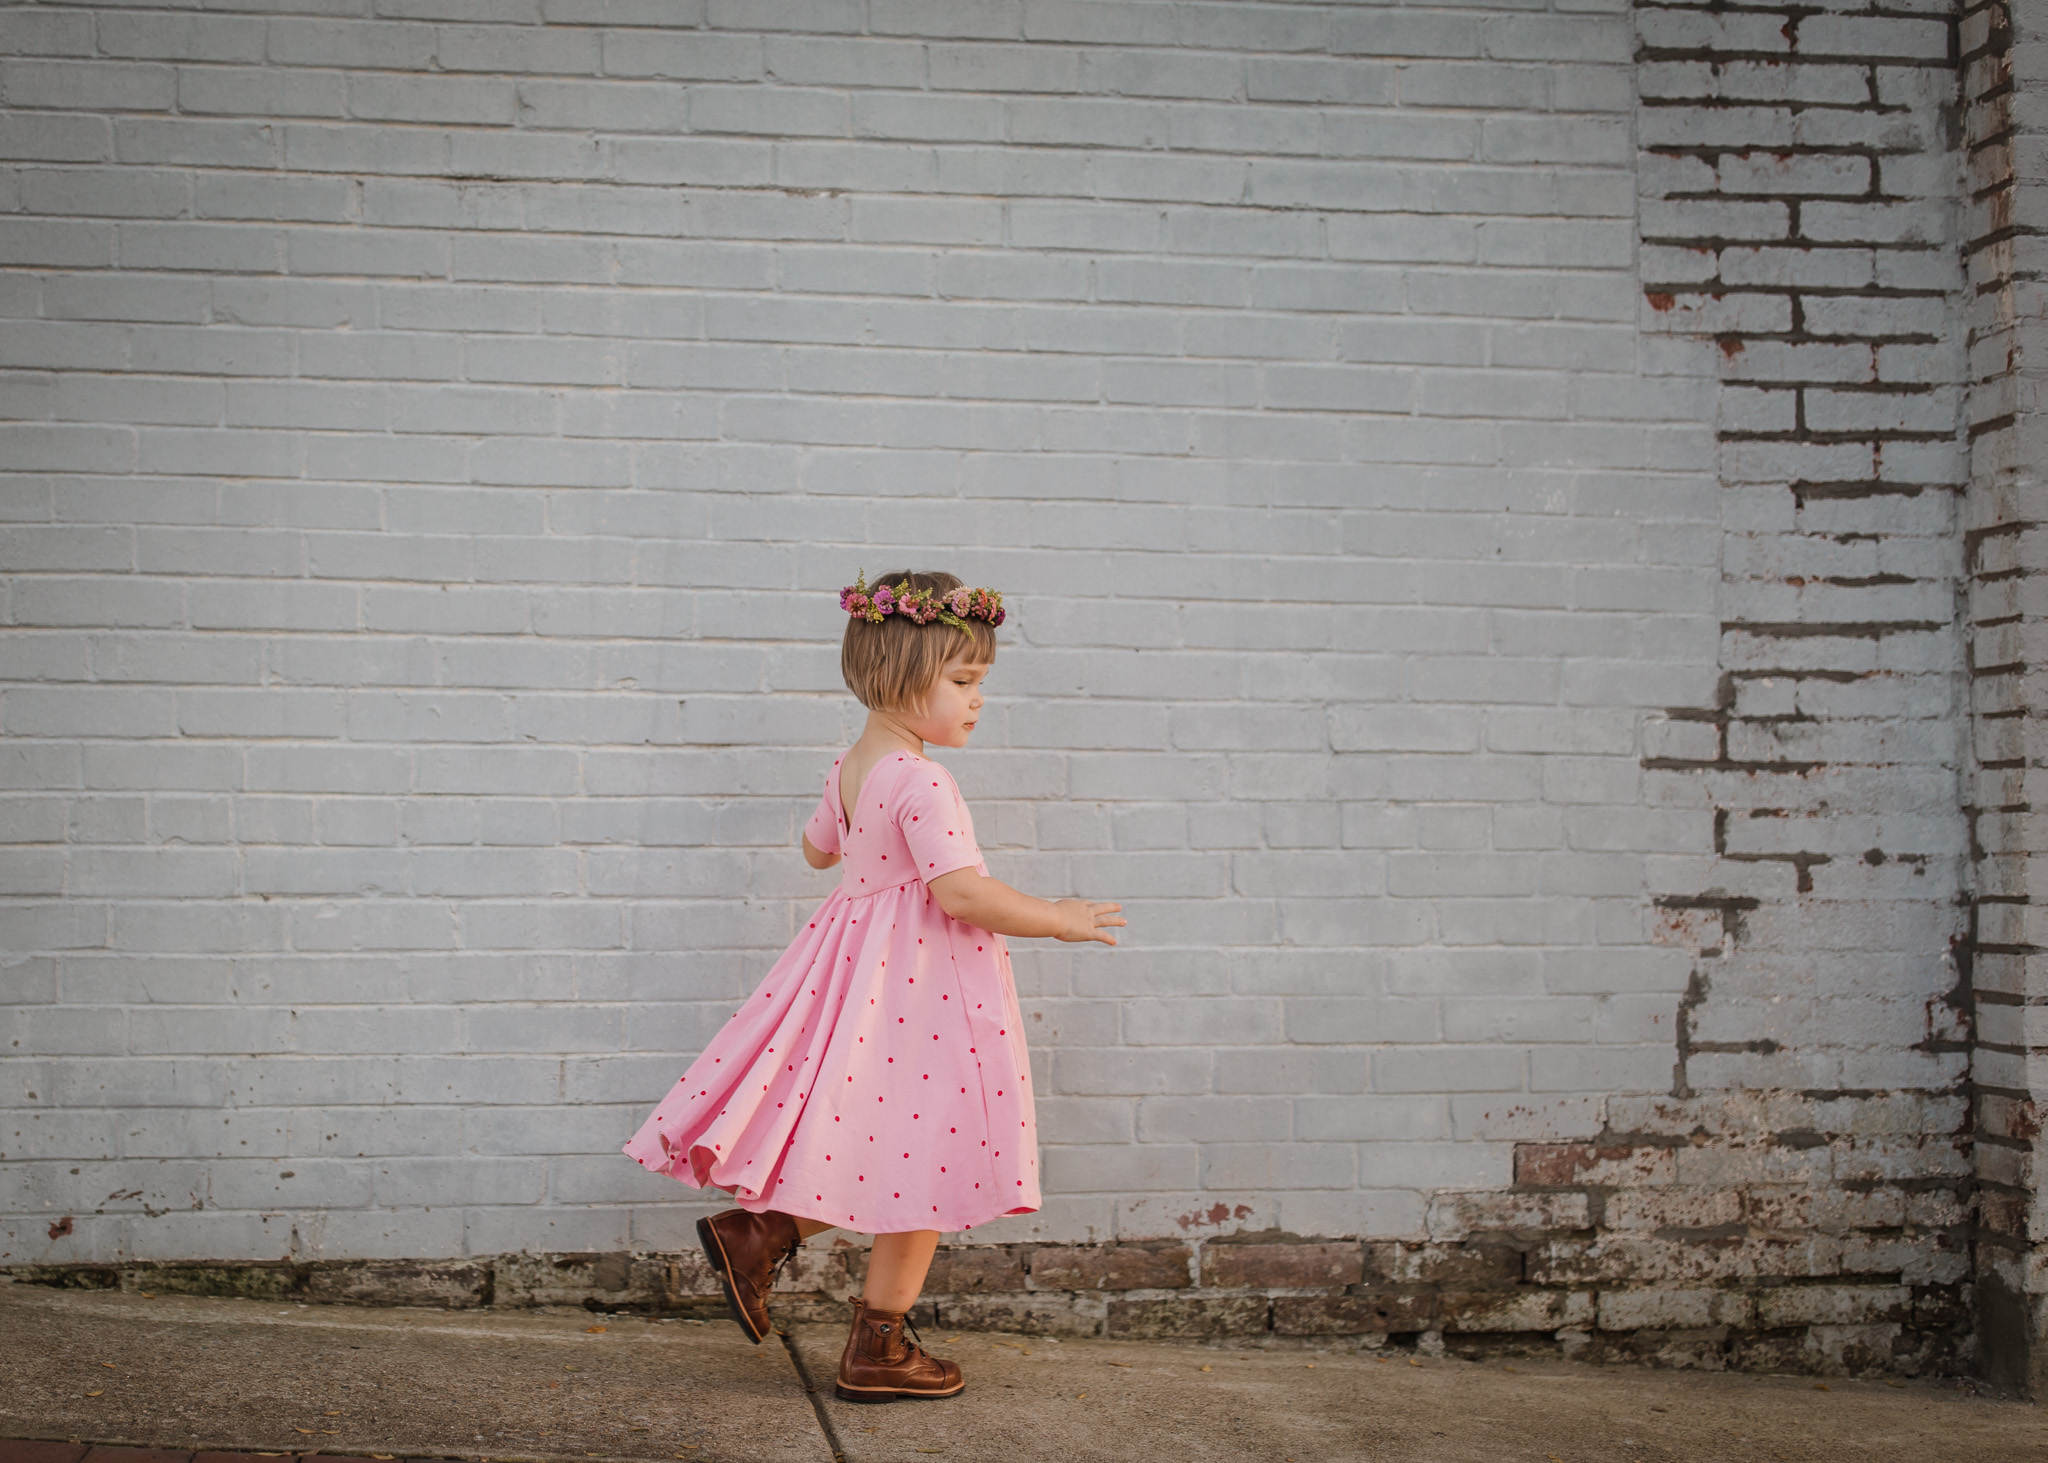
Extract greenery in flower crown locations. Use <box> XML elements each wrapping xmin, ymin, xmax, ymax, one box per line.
<box><xmin>838</xmin><ymin>569</ymin><xmax>1006</xmax><ymax>630</ymax></box>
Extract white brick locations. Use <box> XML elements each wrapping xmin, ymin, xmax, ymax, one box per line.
<box><xmin>0</xmin><ymin>5</ymin><xmax>1991</xmax><ymax>1284</ymax></box>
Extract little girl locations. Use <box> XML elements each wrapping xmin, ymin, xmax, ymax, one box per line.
<box><xmin>622</xmin><ymin>568</ymin><xmax>1125</xmax><ymax>1402</ymax></box>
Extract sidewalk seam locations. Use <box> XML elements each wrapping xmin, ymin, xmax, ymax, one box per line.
<box><xmin>775</xmin><ymin>1331</ymin><xmax>845</xmax><ymax>1463</ymax></box>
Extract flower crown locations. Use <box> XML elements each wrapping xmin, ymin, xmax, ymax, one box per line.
<box><xmin>839</xmin><ymin>569</ymin><xmax>1006</xmax><ymax>630</ymax></box>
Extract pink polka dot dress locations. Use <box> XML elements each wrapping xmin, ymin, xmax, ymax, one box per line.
<box><xmin>622</xmin><ymin>752</ymin><xmax>1040</xmax><ymax>1234</ymax></box>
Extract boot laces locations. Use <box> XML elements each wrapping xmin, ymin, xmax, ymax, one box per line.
<box><xmin>866</xmin><ymin>1310</ymin><xmax>930</xmax><ymax>1364</ymax></box>
<box><xmin>897</xmin><ymin>1312</ymin><xmax>932</xmax><ymax>1359</ymax></box>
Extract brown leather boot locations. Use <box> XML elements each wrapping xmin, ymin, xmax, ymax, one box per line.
<box><xmin>696</xmin><ymin>1208</ymin><xmax>800</xmax><ymax>1344</ymax></box>
<box><xmin>833</xmin><ymin>1296</ymin><xmax>965</xmax><ymax>1402</ymax></box>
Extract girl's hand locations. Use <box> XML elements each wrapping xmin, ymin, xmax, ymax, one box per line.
<box><xmin>1054</xmin><ymin>898</ymin><xmax>1125</xmax><ymax>946</ymax></box>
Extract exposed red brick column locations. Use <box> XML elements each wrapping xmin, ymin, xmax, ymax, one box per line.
<box><xmin>1632</xmin><ymin>0</ymin><xmax>1976</xmax><ymax>1379</ymax></box>
<box><xmin>1962</xmin><ymin>0</ymin><xmax>2048</xmax><ymax>1399</ymax></box>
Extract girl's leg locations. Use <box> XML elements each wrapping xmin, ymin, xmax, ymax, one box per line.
<box><xmin>793</xmin><ymin>1218</ymin><xmax>835</xmax><ymax>1240</ymax></box>
<box><xmin>862</xmin><ymin>1229</ymin><xmax>940</xmax><ymax>1313</ymax></box>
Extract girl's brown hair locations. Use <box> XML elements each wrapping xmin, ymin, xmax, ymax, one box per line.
<box><xmin>840</xmin><ymin>569</ymin><xmax>998</xmax><ymax>714</ymax></box>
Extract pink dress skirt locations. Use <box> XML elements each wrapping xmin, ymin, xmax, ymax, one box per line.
<box><xmin>622</xmin><ymin>752</ymin><xmax>1041</xmax><ymax>1234</ymax></box>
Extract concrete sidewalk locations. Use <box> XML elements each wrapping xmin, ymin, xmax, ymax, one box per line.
<box><xmin>3</xmin><ymin>1280</ymin><xmax>2043</xmax><ymax>1463</ymax></box>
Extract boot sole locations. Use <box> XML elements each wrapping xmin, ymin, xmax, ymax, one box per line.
<box><xmin>696</xmin><ymin>1215</ymin><xmax>769</xmax><ymax>1346</ymax></box>
<box><xmin>832</xmin><ymin>1381</ymin><xmax>966</xmax><ymax>1403</ymax></box>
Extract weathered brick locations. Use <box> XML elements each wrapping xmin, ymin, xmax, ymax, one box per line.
<box><xmin>300</xmin><ymin>1259</ymin><xmax>491</xmax><ymax>1307</ymax></box>
<box><xmin>1439</xmin><ymin>1288</ymin><xmax>1595</xmax><ymax>1334</ymax></box>
<box><xmin>1272</xmin><ymin>1292</ymin><xmax>1433</xmax><ymax>1336</ymax></box>
<box><xmin>934</xmin><ymin>1292</ymin><xmax>1102</xmax><ymax>1337</ymax></box>
<box><xmin>1363</xmin><ymin>1241</ymin><xmax>1521</xmax><ymax>1288</ymax></box>
<box><xmin>1029</xmin><ymin>1242</ymin><xmax>1190</xmax><ymax>1291</ymax></box>
<box><xmin>1199</xmin><ymin>1240</ymin><xmax>1365</xmax><ymax>1289</ymax></box>
<box><xmin>922</xmin><ymin>1245</ymin><xmax>1028</xmax><ymax>1294</ymax></box>
<box><xmin>1514</xmin><ymin>1142</ymin><xmax>1677</xmax><ymax>1188</ymax></box>
<box><xmin>1106</xmin><ymin>1295</ymin><xmax>1269</xmax><ymax>1339</ymax></box>
<box><xmin>1596</xmin><ymin>1286</ymin><xmax>1755</xmax><ymax>1332</ymax></box>
<box><xmin>1753</xmin><ymin>1284</ymin><xmax>1910</xmax><ymax>1328</ymax></box>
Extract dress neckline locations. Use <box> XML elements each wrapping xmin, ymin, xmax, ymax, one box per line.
<box><xmin>836</xmin><ymin>750</ymin><xmax>927</xmax><ymax>833</ymax></box>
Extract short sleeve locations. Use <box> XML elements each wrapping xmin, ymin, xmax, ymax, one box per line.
<box><xmin>896</xmin><ymin>762</ymin><xmax>981</xmax><ymax>882</ymax></box>
<box><xmin>803</xmin><ymin>765</ymin><xmax>843</xmax><ymax>857</ymax></box>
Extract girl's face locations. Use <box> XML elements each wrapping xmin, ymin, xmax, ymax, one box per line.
<box><xmin>904</xmin><ymin>652</ymin><xmax>988</xmax><ymax>748</ymax></box>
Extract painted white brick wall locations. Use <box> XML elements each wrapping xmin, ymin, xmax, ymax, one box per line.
<box><xmin>3</xmin><ymin>0</ymin><xmax>1735</xmax><ymax>1264</ymax></box>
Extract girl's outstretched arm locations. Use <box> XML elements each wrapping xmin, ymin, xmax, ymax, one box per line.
<box><xmin>925</xmin><ymin>868</ymin><xmax>1124</xmax><ymax>944</ymax></box>
<box><xmin>801</xmin><ymin>831</ymin><xmax>841</xmax><ymax>870</ymax></box>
